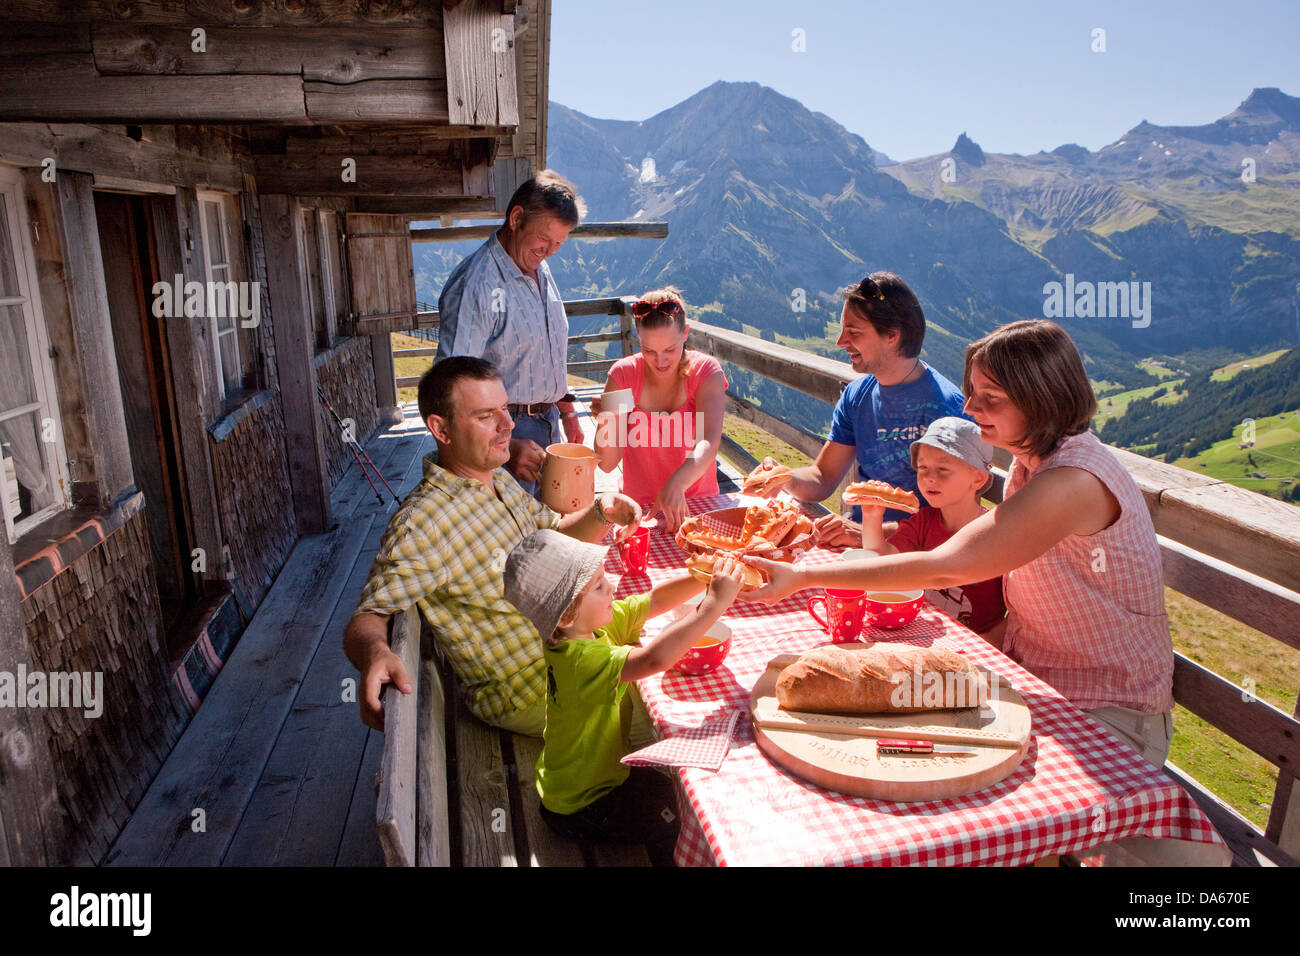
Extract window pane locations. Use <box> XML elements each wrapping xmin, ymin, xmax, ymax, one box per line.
<box><xmin>0</xmin><ymin>303</ymin><xmax>38</xmax><ymax>413</ymax></box>
<box><xmin>1</xmin><ymin>410</ymin><xmax>57</xmax><ymax>524</ymax></box>
<box><xmin>219</xmin><ymin>330</ymin><xmax>241</xmax><ymax>392</ymax></box>
<box><xmin>0</xmin><ymin>200</ymin><xmax>22</xmax><ymax>300</ymax></box>
<box><xmin>203</xmin><ymin>201</ymin><xmax>228</xmax><ymax>268</ymax></box>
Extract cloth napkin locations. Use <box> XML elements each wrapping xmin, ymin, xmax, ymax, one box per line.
<box><xmin>621</xmin><ymin>709</ymin><xmax>743</xmax><ymax>771</ymax></box>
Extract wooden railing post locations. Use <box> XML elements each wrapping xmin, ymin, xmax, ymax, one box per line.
<box><xmin>619</xmin><ymin>298</ymin><xmax>634</xmax><ymax>358</ymax></box>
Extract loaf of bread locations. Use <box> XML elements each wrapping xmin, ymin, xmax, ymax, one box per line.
<box><xmin>775</xmin><ymin>643</ymin><xmax>987</xmax><ymax>714</ymax></box>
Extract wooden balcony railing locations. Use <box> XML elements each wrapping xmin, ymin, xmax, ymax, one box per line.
<box><xmin>388</xmin><ymin>306</ymin><xmax>1300</xmax><ymax>865</ymax></box>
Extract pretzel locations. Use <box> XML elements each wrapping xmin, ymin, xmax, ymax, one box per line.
<box><xmin>842</xmin><ymin>480</ymin><xmax>920</xmax><ymax>513</ymax></box>
<box><xmin>743</xmin><ymin>460</ymin><xmax>794</xmax><ymax>498</ymax></box>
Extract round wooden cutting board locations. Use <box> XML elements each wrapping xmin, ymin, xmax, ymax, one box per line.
<box><xmin>749</xmin><ymin>647</ymin><xmax>1032</xmax><ymax>802</ymax></box>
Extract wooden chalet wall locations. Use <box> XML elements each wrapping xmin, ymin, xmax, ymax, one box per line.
<box><xmin>19</xmin><ymin>504</ymin><xmax>186</xmax><ymax>864</ymax></box>
<box><xmin>316</xmin><ymin>337</ymin><xmax>381</xmax><ymax>491</ymax></box>
<box><xmin>0</xmin><ymin>0</ymin><xmax>546</xmax><ymax>865</ymax></box>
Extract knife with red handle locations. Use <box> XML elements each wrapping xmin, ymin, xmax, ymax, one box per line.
<box><xmin>876</xmin><ymin>738</ymin><xmax>979</xmax><ymax>757</ymax></box>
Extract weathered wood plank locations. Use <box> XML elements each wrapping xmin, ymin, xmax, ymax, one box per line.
<box><xmin>149</xmin><ymin>189</ymin><xmax>226</xmax><ymax>583</ymax></box>
<box><xmin>1172</xmin><ymin>653</ymin><xmax>1300</xmax><ymax>770</ymax></box>
<box><xmin>224</xmin><ymin>506</ymin><xmax>395</xmax><ymax>865</ymax></box>
<box><xmin>0</xmin><ymin>122</ymin><xmax>247</xmax><ymax>192</ymax></box>
<box><xmin>353</xmin><ymin>195</ymin><xmax>501</xmax><ymax>217</ymax></box>
<box><xmin>255</xmin><ymin>148</ymin><xmax>489</xmax><ymax>197</ymax></box>
<box><xmin>335</xmin><ymin>726</ymin><xmax>388</xmax><ymax>866</ymax></box>
<box><xmin>416</xmin><ymin>635</ymin><xmax>451</xmax><ymax>866</ymax></box>
<box><xmin>1112</xmin><ymin>446</ymin><xmax>1300</xmax><ymax>594</ymax></box>
<box><xmin>1159</xmin><ymin>536</ymin><xmax>1300</xmax><ymax>653</ymax></box>
<box><xmin>104</xmin><ymin>519</ymin><xmax>371</xmax><ymax>866</ymax></box>
<box><xmin>1165</xmin><ymin>763</ymin><xmax>1296</xmax><ymax>867</ymax></box>
<box><xmin>444</xmin><ymin>0</ymin><xmax>518</xmax><ymax>126</ymax></box>
<box><xmin>0</xmin><ymin>21</ymin><xmax>91</xmax><ymax>55</ymax></box>
<box><xmin>509</xmin><ymin>734</ymin><xmax>584</xmax><ymax>866</ymax></box>
<box><xmin>262</xmin><ymin>192</ymin><xmax>331</xmax><ymax>534</ymax></box>
<box><xmin>0</xmin><ymin>531</ymin><xmax>66</xmax><ymax>865</ymax></box>
<box><xmin>688</xmin><ymin>319</ymin><xmax>854</xmax><ymax>406</ymax></box>
<box><xmin>2</xmin><ymin>2</ymin><xmax>445</xmax><ymax>25</ymax></box>
<box><xmin>1266</xmin><ymin>691</ymin><xmax>1300</xmax><ymax>859</ymax></box>
<box><xmin>0</xmin><ymin>54</ymin><xmax>308</xmax><ymax>123</ymax></box>
<box><xmin>454</xmin><ymin>701</ymin><xmax>517</xmax><ymax>866</ymax></box>
<box><xmin>93</xmin><ymin>24</ymin><xmax>445</xmax><ymax>83</ymax></box>
<box><xmin>410</xmin><ymin>221</ymin><xmax>668</xmax><ymax>242</ymax></box>
<box><xmin>347</xmin><ymin>214</ymin><xmax>417</xmax><ymax>340</ymax></box>
<box><xmin>304</xmin><ymin>78</ymin><xmax>451</xmax><ymax>125</ymax></box>
<box><xmin>53</xmin><ymin>171</ymin><xmax>135</xmax><ymax>504</ymax></box>
<box><xmin>375</xmin><ymin>607</ymin><xmax>422</xmax><ymax>867</ymax></box>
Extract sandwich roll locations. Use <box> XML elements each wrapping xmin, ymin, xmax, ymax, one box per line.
<box><xmin>743</xmin><ymin>460</ymin><xmax>794</xmax><ymax>498</ymax></box>
<box><xmin>842</xmin><ymin>480</ymin><xmax>920</xmax><ymax>513</ymax></box>
<box><xmin>686</xmin><ymin>552</ymin><xmax>766</xmax><ymax>590</ymax></box>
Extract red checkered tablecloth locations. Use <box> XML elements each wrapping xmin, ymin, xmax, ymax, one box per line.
<box><xmin>605</xmin><ymin>494</ymin><xmax>1228</xmax><ymax>867</ymax></box>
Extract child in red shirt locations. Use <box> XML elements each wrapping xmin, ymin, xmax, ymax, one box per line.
<box><xmin>859</xmin><ymin>417</ymin><xmax>1006</xmax><ymax>635</ymax></box>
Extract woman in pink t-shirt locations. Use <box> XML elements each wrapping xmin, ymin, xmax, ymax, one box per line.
<box><xmin>744</xmin><ymin>321</ymin><xmax>1175</xmax><ymax>767</ymax></box>
<box><xmin>593</xmin><ymin>288</ymin><xmax>727</xmax><ymax>532</ymax></box>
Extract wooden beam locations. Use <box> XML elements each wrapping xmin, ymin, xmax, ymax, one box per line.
<box><xmin>353</xmin><ymin>196</ymin><xmax>502</xmax><ymax>218</ymax></box>
<box><xmin>254</xmin><ymin>147</ymin><xmax>492</xmax><ymax>198</ymax></box>
<box><xmin>1159</xmin><ymin>536</ymin><xmax>1300</xmax><ymax>653</ymax></box>
<box><xmin>443</xmin><ymin>0</ymin><xmax>519</xmax><ymax>126</ymax></box>
<box><xmin>0</xmin><ymin>122</ymin><xmax>247</xmax><ymax>192</ymax></box>
<box><xmin>261</xmin><ymin>193</ymin><xmax>331</xmax><ymax>534</ymax></box>
<box><xmin>0</xmin><ymin>21</ymin><xmax>91</xmax><ymax>55</ymax></box>
<box><xmin>0</xmin><ymin>54</ymin><xmax>308</xmax><ymax>123</ymax></box>
<box><xmin>1111</xmin><ymin>446</ymin><xmax>1300</xmax><ymax>594</ymax></box>
<box><xmin>410</xmin><ymin>221</ymin><xmax>668</xmax><ymax>242</ymax></box>
<box><xmin>2</xmin><ymin>2</ymin><xmax>444</xmax><ymax>25</ymax></box>
<box><xmin>93</xmin><ymin>24</ymin><xmax>446</xmax><ymax>83</ymax></box>
<box><xmin>304</xmin><ymin>78</ymin><xmax>452</xmax><ymax>125</ymax></box>
<box><xmin>562</xmin><ymin>297</ymin><xmax>628</xmax><ymax>317</ymax></box>
<box><xmin>1172</xmin><ymin>653</ymin><xmax>1300</xmax><ymax>771</ymax></box>
<box><xmin>377</xmin><ymin>608</ymin><xmax>422</xmax><ymax>867</ymax></box>
<box><xmin>53</xmin><ymin>171</ymin><xmax>135</xmax><ymax>504</ymax></box>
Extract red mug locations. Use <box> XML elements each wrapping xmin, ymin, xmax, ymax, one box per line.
<box><xmin>807</xmin><ymin>588</ymin><xmax>868</xmax><ymax>643</ymax></box>
<box><xmin>618</xmin><ymin>525</ymin><xmax>650</xmax><ymax>574</ymax></box>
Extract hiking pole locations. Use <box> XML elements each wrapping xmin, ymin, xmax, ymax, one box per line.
<box><xmin>316</xmin><ymin>385</ymin><xmax>401</xmax><ymax>506</ymax></box>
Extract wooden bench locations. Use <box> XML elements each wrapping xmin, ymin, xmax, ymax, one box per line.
<box><xmin>374</xmin><ymin>607</ymin><xmax>659</xmax><ymax>866</ymax></box>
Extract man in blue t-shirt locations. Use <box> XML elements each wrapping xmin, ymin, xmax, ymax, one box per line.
<box><xmin>762</xmin><ymin>272</ymin><xmax>967</xmax><ymax>546</ymax></box>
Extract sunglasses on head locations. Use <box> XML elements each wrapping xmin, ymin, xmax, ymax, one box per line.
<box><xmin>855</xmin><ymin>277</ymin><xmax>887</xmax><ymax>301</ymax></box>
<box><xmin>631</xmin><ymin>298</ymin><xmax>684</xmax><ymax>319</ymax></box>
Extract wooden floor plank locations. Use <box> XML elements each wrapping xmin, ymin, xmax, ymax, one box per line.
<box><xmin>104</xmin><ymin>517</ymin><xmax>373</xmax><ymax>866</ymax></box>
<box><xmin>222</xmin><ymin>514</ymin><xmax>385</xmax><ymax>865</ymax></box>
<box><xmin>334</xmin><ymin>727</ymin><xmax>388</xmax><ymax>867</ymax></box>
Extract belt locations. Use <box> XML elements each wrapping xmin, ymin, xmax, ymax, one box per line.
<box><xmin>508</xmin><ymin>393</ymin><xmax>575</xmax><ymax>419</ymax></box>
<box><xmin>508</xmin><ymin>402</ymin><xmax>557</xmax><ymax>418</ymax></box>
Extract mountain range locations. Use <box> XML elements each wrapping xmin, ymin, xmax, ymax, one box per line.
<box><xmin>413</xmin><ymin>82</ymin><xmax>1300</xmax><ymax>435</ymax></box>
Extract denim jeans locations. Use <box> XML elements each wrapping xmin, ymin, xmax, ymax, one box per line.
<box><xmin>510</xmin><ymin>407</ymin><xmax>561</xmax><ymax>499</ymax></box>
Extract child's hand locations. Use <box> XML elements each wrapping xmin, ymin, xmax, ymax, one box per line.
<box><xmin>705</xmin><ymin>553</ymin><xmax>745</xmax><ymax>606</ymax></box>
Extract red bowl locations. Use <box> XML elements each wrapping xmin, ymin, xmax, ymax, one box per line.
<box><xmin>672</xmin><ymin>622</ymin><xmax>732</xmax><ymax>675</ymax></box>
<box><xmin>863</xmin><ymin>590</ymin><xmax>925</xmax><ymax>629</ymax></box>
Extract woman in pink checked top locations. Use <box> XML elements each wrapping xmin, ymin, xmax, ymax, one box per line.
<box><xmin>592</xmin><ymin>288</ymin><xmax>727</xmax><ymax>533</ymax></box>
<box><xmin>744</xmin><ymin>321</ymin><xmax>1175</xmax><ymax>768</ymax></box>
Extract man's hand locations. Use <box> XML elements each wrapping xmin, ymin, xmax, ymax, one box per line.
<box><xmin>598</xmin><ymin>491</ymin><xmax>642</xmax><ymax>543</ymax></box>
<box><xmin>561</xmin><ymin>412</ymin><xmax>584</xmax><ymax>445</ymax></box>
<box><xmin>813</xmin><ymin>512</ymin><xmax>863</xmax><ymax>549</ymax></box>
<box><xmin>508</xmin><ymin>437</ymin><xmax>546</xmax><ymax>483</ymax></box>
<box><xmin>359</xmin><ymin>645</ymin><xmax>413</xmax><ymax>731</ymax></box>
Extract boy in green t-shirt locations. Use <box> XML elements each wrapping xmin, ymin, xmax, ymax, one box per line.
<box><xmin>503</xmin><ymin>528</ymin><xmax>743</xmax><ymax>850</ymax></box>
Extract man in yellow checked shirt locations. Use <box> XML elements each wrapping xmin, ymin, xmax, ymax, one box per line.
<box><xmin>343</xmin><ymin>357</ymin><xmax>641</xmax><ymax>737</ymax></box>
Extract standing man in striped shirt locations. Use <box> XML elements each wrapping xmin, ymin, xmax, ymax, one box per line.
<box><xmin>436</xmin><ymin>170</ymin><xmax>587</xmax><ymax>496</ymax></box>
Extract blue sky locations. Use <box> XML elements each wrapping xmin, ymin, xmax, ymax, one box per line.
<box><xmin>550</xmin><ymin>0</ymin><xmax>1300</xmax><ymax>161</ymax></box>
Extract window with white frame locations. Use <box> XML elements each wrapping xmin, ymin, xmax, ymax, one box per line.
<box><xmin>197</xmin><ymin>193</ymin><xmax>242</xmax><ymax>398</ymax></box>
<box><xmin>0</xmin><ymin>166</ymin><xmax>69</xmax><ymax>543</ymax></box>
